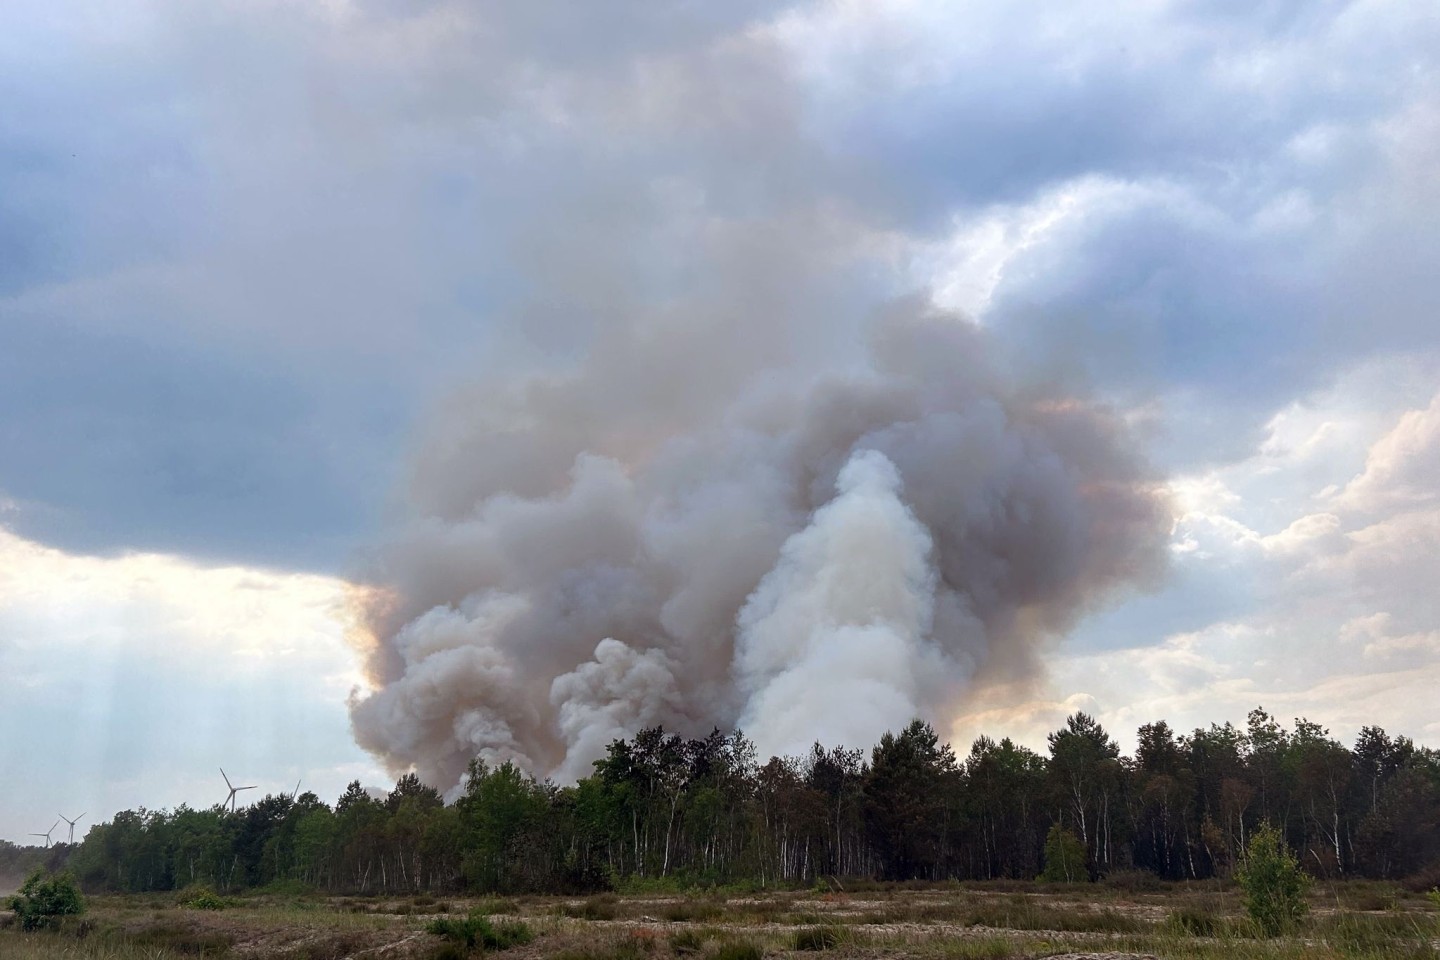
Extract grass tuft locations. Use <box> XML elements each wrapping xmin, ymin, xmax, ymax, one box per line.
<box><xmin>792</xmin><ymin>926</ymin><xmax>841</xmax><ymax>950</ymax></box>
<box><xmin>669</xmin><ymin>928</ymin><xmax>707</xmax><ymax>954</ymax></box>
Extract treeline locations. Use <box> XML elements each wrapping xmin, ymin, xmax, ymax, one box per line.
<box><xmin>0</xmin><ymin>840</ymin><xmax>62</xmax><ymax>892</ymax></box>
<box><xmin>25</xmin><ymin>709</ymin><xmax>1440</xmax><ymax>895</ymax></box>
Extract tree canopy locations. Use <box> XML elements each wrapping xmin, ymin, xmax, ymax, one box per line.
<box><xmin>8</xmin><ymin>709</ymin><xmax>1436</xmax><ymax>896</ymax></box>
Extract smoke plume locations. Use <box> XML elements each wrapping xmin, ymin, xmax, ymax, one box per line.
<box><xmin>734</xmin><ymin>448</ymin><xmax>942</xmax><ymax>759</ymax></box>
<box><xmin>345</xmin><ymin>6</ymin><xmax>1171</xmax><ymax>792</ymax></box>
<box><xmin>349</xmin><ymin>305</ymin><xmax>1169</xmax><ymax>789</ymax></box>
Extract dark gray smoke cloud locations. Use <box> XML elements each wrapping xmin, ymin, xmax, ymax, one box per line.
<box><xmin>346</xmin><ymin>5</ymin><xmax>1171</xmax><ymax>790</ymax></box>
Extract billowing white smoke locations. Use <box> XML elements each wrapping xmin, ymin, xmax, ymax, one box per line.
<box><xmin>550</xmin><ymin>638</ymin><xmax>685</xmax><ymax>782</ymax></box>
<box><xmin>734</xmin><ymin>449</ymin><xmax>943</xmax><ymax>760</ymax></box>
<box><xmin>349</xmin><ymin>309</ymin><xmax>1170</xmax><ymax>791</ymax></box>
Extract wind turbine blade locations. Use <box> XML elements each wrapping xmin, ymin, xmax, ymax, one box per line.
<box><xmin>221</xmin><ymin>767</ymin><xmax>234</xmax><ymax>790</ymax></box>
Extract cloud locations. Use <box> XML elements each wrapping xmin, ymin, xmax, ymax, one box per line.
<box><xmin>0</xmin><ymin>524</ymin><xmax>383</xmax><ymax>841</ymax></box>
<box><xmin>1337</xmin><ymin>393</ymin><xmax>1440</xmax><ymax>514</ymax></box>
<box><xmin>1033</xmin><ymin>370</ymin><xmax>1440</xmax><ymax>750</ymax></box>
<box><xmin>3</xmin><ymin>0</ymin><xmax>1440</xmax><ymax>803</ymax></box>
<box><xmin>5</xmin><ymin>0</ymin><xmax>1439</xmax><ymax>567</ymax></box>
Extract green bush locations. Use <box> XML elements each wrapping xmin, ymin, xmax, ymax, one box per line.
<box><xmin>7</xmin><ymin>869</ymin><xmax>86</xmax><ymax>930</ymax></box>
<box><xmin>427</xmin><ymin>912</ymin><xmax>534</xmax><ymax>951</ymax></box>
<box><xmin>1235</xmin><ymin>824</ymin><xmax>1310</xmax><ymax>936</ymax></box>
<box><xmin>180</xmin><ymin>885</ymin><xmax>228</xmax><ymax>910</ymax></box>
<box><xmin>1038</xmin><ymin>824</ymin><xmax>1086</xmax><ymax>883</ymax></box>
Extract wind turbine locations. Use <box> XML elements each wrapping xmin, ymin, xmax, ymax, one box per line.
<box><xmin>29</xmin><ymin>821</ymin><xmax>59</xmax><ymax>848</ymax></box>
<box><xmin>58</xmin><ymin>812</ymin><xmax>86</xmax><ymax>844</ymax></box>
<box><xmin>220</xmin><ymin>768</ymin><xmax>257</xmax><ymax>812</ymax></box>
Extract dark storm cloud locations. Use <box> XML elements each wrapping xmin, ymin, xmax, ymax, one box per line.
<box><xmin>0</xmin><ymin>315</ymin><xmax>402</xmax><ymax>567</ymax></box>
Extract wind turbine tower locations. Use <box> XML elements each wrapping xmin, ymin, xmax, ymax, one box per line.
<box><xmin>58</xmin><ymin>812</ymin><xmax>86</xmax><ymax>844</ymax></box>
<box><xmin>220</xmin><ymin>768</ymin><xmax>257</xmax><ymax>813</ymax></box>
<box><xmin>29</xmin><ymin>821</ymin><xmax>59</xmax><ymax>848</ymax></box>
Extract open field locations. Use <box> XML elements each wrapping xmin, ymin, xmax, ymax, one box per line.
<box><xmin>4</xmin><ymin>880</ymin><xmax>1438</xmax><ymax>960</ymax></box>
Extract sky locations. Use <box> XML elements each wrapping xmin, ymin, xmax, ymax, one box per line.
<box><xmin>2</xmin><ymin>0</ymin><xmax>1439</xmax><ymax>841</ymax></box>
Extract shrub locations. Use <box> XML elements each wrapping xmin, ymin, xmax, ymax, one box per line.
<box><xmin>793</xmin><ymin>926</ymin><xmax>840</xmax><ymax>950</ymax></box>
<box><xmin>7</xmin><ymin>869</ymin><xmax>85</xmax><ymax>930</ymax></box>
<box><xmin>1038</xmin><ymin>824</ymin><xmax>1086</xmax><ymax>883</ymax></box>
<box><xmin>427</xmin><ymin>912</ymin><xmax>534</xmax><ymax>951</ymax></box>
<box><xmin>669</xmin><ymin>929</ymin><xmax>706</xmax><ymax>954</ymax></box>
<box><xmin>183</xmin><ymin>888</ymin><xmax>228</xmax><ymax>910</ymax></box>
<box><xmin>1235</xmin><ymin>824</ymin><xmax>1310</xmax><ymax>936</ymax></box>
<box><xmin>1400</xmin><ymin>865</ymin><xmax>1440</xmax><ymax>893</ymax></box>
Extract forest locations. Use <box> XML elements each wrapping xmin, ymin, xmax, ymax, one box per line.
<box><xmin>5</xmin><ymin>709</ymin><xmax>1438</xmax><ymax>896</ymax></box>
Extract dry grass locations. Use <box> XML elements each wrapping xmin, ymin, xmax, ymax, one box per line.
<box><xmin>3</xmin><ymin>880</ymin><xmax>1437</xmax><ymax>959</ymax></box>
